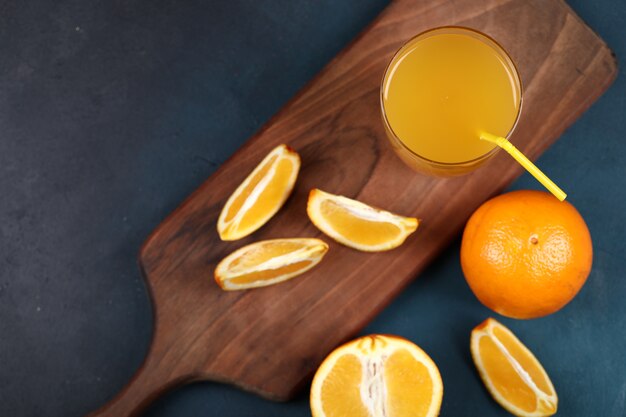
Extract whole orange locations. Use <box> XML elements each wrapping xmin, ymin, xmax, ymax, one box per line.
<box><xmin>461</xmin><ymin>190</ymin><xmax>592</xmax><ymax>319</ymax></box>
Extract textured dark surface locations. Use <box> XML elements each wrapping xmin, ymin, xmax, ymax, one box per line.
<box><xmin>0</xmin><ymin>1</ymin><xmax>624</xmax><ymax>416</ymax></box>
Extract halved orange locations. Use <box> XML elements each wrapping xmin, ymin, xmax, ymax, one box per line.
<box><xmin>214</xmin><ymin>238</ymin><xmax>328</xmax><ymax>290</ymax></box>
<box><xmin>307</xmin><ymin>189</ymin><xmax>419</xmax><ymax>252</ymax></box>
<box><xmin>471</xmin><ymin>318</ymin><xmax>558</xmax><ymax>416</ymax></box>
<box><xmin>217</xmin><ymin>144</ymin><xmax>300</xmax><ymax>241</ymax></box>
<box><xmin>310</xmin><ymin>335</ymin><xmax>443</xmax><ymax>417</ymax></box>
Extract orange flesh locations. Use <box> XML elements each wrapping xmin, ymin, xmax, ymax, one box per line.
<box><xmin>478</xmin><ymin>335</ymin><xmax>537</xmax><ymax>413</ymax></box>
<box><xmin>228</xmin><ymin>260</ymin><xmax>313</xmax><ymax>285</ymax></box>
<box><xmin>320</xmin><ymin>354</ymin><xmax>370</xmax><ymax>417</ymax></box>
<box><xmin>320</xmin><ymin>200</ymin><xmax>404</xmax><ymax>245</ymax></box>
<box><xmin>493</xmin><ymin>327</ymin><xmax>554</xmax><ymax>396</ymax></box>
<box><xmin>240</xmin><ymin>157</ymin><xmax>295</xmax><ymax>223</ymax></box>
<box><xmin>230</xmin><ymin>240</ymin><xmax>307</xmax><ymax>269</ymax></box>
<box><xmin>385</xmin><ymin>349</ymin><xmax>434</xmax><ymax>417</ymax></box>
<box><xmin>223</xmin><ymin>154</ymin><xmax>278</xmax><ymax>224</ymax></box>
<box><xmin>222</xmin><ymin>155</ymin><xmax>296</xmax><ymax>238</ymax></box>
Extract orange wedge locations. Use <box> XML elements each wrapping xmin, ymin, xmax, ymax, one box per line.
<box><xmin>217</xmin><ymin>144</ymin><xmax>300</xmax><ymax>241</ymax></box>
<box><xmin>310</xmin><ymin>335</ymin><xmax>443</xmax><ymax>417</ymax></box>
<box><xmin>307</xmin><ymin>189</ymin><xmax>418</xmax><ymax>252</ymax></box>
<box><xmin>214</xmin><ymin>238</ymin><xmax>328</xmax><ymax>290</ymax></box>
<box><xmin>471</xmin><ymin>318</ymin><xmax>558</xmax><ymax>417</ymax></box>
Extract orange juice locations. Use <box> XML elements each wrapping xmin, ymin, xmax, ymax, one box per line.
<box><xmin>381</xmin><ymin>27</ymin><xmax>522</xmax><ymax>174</ymax></box>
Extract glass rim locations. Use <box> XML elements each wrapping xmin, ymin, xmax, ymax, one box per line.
<box><xmin>380</xmin><ymin>25</ymin><xmax>524</xmax><ymax>168</ymax></box>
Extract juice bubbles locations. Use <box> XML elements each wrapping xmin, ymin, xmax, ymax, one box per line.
<box><xmin>381</xmin><ymin>27</ymin><xmax>522</xmax><ymax>175</ymax></box>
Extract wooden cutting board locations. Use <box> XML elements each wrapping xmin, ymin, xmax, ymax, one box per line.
<box><xmin>88</xmin><ymin>1</ymin><xmax>616</xmax><ymax>415</ymax></box>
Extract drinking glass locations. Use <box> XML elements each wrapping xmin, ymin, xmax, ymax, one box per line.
<box><xmin>380</xmin><ymin>26</ymin><xmax>522</xmax><ymax>176</ymax></box>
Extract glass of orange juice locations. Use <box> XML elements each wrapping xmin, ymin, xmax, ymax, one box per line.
<box><xmin>381</xmin><ymin>26</ymin><xmax>522</xmax><ymax>176</ymax></box>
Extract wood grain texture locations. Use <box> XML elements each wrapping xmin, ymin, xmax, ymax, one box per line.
<box><xmin>88</xmin><ymin>1</ymin><xmax>617</xmax><ymax>416</ymax></box>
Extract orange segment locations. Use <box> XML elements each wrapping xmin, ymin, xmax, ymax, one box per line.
<box><xmin>385</xmin><ymin>349</ymin><xmax>435</xmax><ymax>417</ymax></box>
<box><xmin>471</xmin><ymin>318</ymin><xmax>558</xmax><ymax>417</ymax></box>
<box><xmin>492</xmin><ymin>327</ymin><xmax>555</xmax><ymax>397</ymax></box>
<box><xmin>320</xmin><ymin>354</ymin><xmax>370</xmax><ymax>417</ymax></box>
<box><xmin>214</xmin><ymin>238</ymin><xmax>328</xmax><ymax>290</ymax></box>
<box><xmin>477</xmin><ymin>335</ymin><xmax>537</xmax><ymax>413</ymax></box>
<box><xmin>311</xmin><ymin>335</ymin><xmax>443</xmax><ymax>417</ymax></box>
<box><xmin>218</xmin><ymin>144</ymin><xmax>300</xmax><ymax>241</ymax></box>
<box><xmin>307</xmin><ymin>189</ymin><xmax>419</xmax><ymax>252</ymax></box>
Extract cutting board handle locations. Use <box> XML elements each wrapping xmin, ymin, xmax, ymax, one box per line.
<box><xmin>86</xmin><ymin>349</ymin><xmax>192</xmax><ymax>417</ymax></box>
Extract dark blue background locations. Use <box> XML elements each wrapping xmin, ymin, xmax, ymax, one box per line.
<box><xmin>0</xmin><ymin>1</ymin><xmax>624</xmax><ymax>416</ymax></box>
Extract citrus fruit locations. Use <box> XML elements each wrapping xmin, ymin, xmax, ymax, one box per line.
<box><xmin>310</xmin><ymin>335</ymin><xmax>443</xmax><ymax>417</ymax></box>
<box><xmin>307</xmin><ymin>189</ymin><xmax>419</xmax><ymax>252</ymax></box>
<box><xmin>471</xmin><ymin>318</ymin><xmax>558</xmax><ymax>416</ymax></box>
<box><xmin>461</xmin><ymin>190</ymin><xmax>592</xmax><ymax>319</ymax></box>
<box><xmin>214</xmin><ymin>238</ymin><xmax>328</xmax><ymax>290</ymax></box>
<box><xmin>217</xmin><ymin>144</ymin><xmax>300</xmax><ymax>241</ymax></box>
<box><xmin>310</xmin><ymin>334</ymin><xmax>443</xmax><ymax>417</ymax></box>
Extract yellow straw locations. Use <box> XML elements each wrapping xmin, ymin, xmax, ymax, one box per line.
<box><xmin>480</xmin><ymin>132</ymin><xmax>567</xmax><ymax>201</ymax></box>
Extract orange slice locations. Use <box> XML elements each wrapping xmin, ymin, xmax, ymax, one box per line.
<box><xmin>214</xmin><ymin>238</ymin><xmax>328</xmax><ymax>290</ymax></box>
<box><xmin>471</xmin><ymin>318</ymin><xmax>558</xmax><ymax>416</ymax></box>
<box><xmin>217</xmin><ymin>144</ymin><xmax>300</xmax><ymax>241</ymax></box>
<box><xmin>307</xmin><ymin>189</ymin><xmax>419</xmax><ymax>252</ymax></box>
<box><xmin>310</xmin><ymin>335</ymin><xmax>443</xmax><ymax>417</ymax></box>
